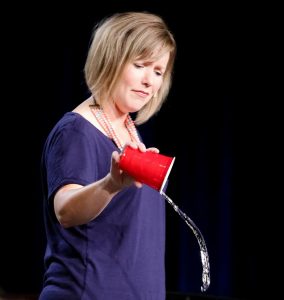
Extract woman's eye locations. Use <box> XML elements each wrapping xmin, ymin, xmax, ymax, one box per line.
<box><xmin>134</xmin><ymin>63</ymin><xmax>143</xmax><ymax>68</ymax></box>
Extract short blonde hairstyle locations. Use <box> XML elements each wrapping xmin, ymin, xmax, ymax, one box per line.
<box><xmin>84</xmin><ymin>11</ymin><xmax>176</xmax><ymax>124</ymax></box>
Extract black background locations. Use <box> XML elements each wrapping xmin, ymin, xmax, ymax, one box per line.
<box><xmin>1</xmin><ymin>1</ymin><xmax>280</xmax><ymax>299</ymax></box>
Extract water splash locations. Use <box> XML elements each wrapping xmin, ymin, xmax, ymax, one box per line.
<box><xmin>161</xmin><ymin>191</ymin><xmax>210</xmax><ymax>292</ymax></box>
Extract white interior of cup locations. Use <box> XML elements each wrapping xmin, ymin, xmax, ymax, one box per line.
<box><xmin>159</xmin><ymin>157</ymin><xmax>176</xmax><ymax>194</ymax></box>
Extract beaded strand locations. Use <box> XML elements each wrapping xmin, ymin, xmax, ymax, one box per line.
<box><xmin>91</xmin><ymin>105</ymin><xmax>141</xmax><ymax>151</ymax></box>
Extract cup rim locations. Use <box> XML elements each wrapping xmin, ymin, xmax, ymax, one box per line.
<box><xmin>159</xmin><ymin>156</ymin><xmax>175</xmax><ymax>193</ymax></box>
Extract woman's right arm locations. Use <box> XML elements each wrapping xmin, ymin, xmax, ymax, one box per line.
<box><xmin>54</xmin><ymin>145</ymin><xmax>144</xmax><ymax>228</ymax></box>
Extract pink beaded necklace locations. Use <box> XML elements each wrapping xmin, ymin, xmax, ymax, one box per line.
<box><xmin>91</xmin><ymin>104</ymin><xmax>141</xmax><ymax>151</ymax></box>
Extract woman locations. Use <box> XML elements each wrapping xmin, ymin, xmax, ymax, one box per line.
<box><xmin>39</xmin><ymin>11</ymin><xmax>176</xmax><ymax>299</ymax></box>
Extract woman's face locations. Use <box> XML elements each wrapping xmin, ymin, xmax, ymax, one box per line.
<box><xmin>111</xmin><ymin>51</ymin><xmax>170</xmax><ymax>114</ymax></box>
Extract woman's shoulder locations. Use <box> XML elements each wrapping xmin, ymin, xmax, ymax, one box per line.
<box><xmin>53</xmin><ymin>97</ymin><xmax>95</xmax><ymax>132</ymax></box>
<box><xmin>44</xmin><ymin>112</ymin><xmax>93</xmax><ymax>147</ymax></box>
<box><xmin>52</xmin><ymin>111</ymin><xmax>92</xmax><ymax>133</ymax></box>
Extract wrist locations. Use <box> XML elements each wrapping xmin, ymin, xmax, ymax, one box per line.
<box><xmin>104</xmin><ymin>173</ymin><xmax>122</xmax><ymax>195</ymax></box>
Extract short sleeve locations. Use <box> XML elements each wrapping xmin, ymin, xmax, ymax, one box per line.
<box><xmin>44</xmin><ymin>122</ymin><xmax>98</xmax><ymax>200</ymax></box>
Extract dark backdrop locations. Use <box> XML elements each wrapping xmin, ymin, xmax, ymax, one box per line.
<box><xmin>1</xmin><ymin>1</ymin><xmax>278</xmax><ymax>300</ymax></box>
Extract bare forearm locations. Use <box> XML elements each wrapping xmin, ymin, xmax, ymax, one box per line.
<box><xmin>54</xmin><ymin>174</ymin><xmax>121</xmax><ymax>228</ymax></box>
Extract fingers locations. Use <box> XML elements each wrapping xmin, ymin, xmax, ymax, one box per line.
<box><xmin>137</xmin><ymin>143</ymin><xmax>146</xmax><ymax>152</ymax></box>
<box><xmin>134</xmin><ymin>181</ymin><xmax>143</xmax><ymax>188</ymax></box>
<box><xmin>112</xmin><ymin>151</ymin><xmax>120</xmax><ymax>164</ymax></box>
<box><xmin>146</xmin><ymin>147</ymin><xmax>159</xmax><ymax>153</ymax></box>
<box><xmin>124</xmin><ymin>141</ymin><xmax>138</xmax><ymax>149</ymax></box>
<box><xmin>122</xmin><ymin>142</ymin><xmax>159</xmax><ymax>153</ymax></box>
<box><xmin>111</xmin><ymin>150</ymin><xmax>143</xmax><ymax>189</ymax></box>
<box><xmin>123</xmin><ymin>141</ymin><xmax>147</xmax><ymax>152</ymax></box>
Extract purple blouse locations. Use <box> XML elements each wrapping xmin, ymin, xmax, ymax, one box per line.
<box><xmin>39</xmin><ymin>112</ymin><xmax>166</xmax><ymax>300</ymax></box>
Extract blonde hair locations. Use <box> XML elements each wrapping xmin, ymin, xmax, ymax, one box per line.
<box><xmin>84</xmin><ymin>11</ymin><xmax>176</xmax><ymax>124</ymax></box>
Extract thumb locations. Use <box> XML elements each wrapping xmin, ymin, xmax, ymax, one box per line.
<box><xmin>112</xmin><ymin>151</ymin><xmax>120</xmax><ymax>165</ymax></box>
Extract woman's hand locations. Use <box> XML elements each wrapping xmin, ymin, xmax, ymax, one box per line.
<box><xmin>110</xmin><ymin>142</ymin><xmax>159</xmax><ymax>189</ymax></box>
<box><xmin>125</xmin><ymin>141</ymin><xmax>160</xmax><ymax>153</ymax></box>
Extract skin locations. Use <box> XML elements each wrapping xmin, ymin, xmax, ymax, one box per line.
<box><xmin>54</xmin><ymin>51</ymin><xmax>170</xmax><ymax>228</ymax></box>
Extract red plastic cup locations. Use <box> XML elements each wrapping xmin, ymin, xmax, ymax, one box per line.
<box><xmin>119</xmin><ymin>145</ymin><xmax>175</xmax><ymax>193</ymax></box>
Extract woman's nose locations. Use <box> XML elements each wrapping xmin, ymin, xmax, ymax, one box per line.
<box><xmin>142</xmin><ymin>70</ymin><xmax>153</xmax><ymax>87</ymax></box>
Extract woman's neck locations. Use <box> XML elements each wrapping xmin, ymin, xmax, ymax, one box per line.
<box><xmin>102</xmin><ymin>102</ymin><xmax>128</xmax><ymax>130</ymax></box>
<box><xmin>90</xmin><ymin>104</ymin><xmax>140</xmax><ymax>151</ymax></box>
